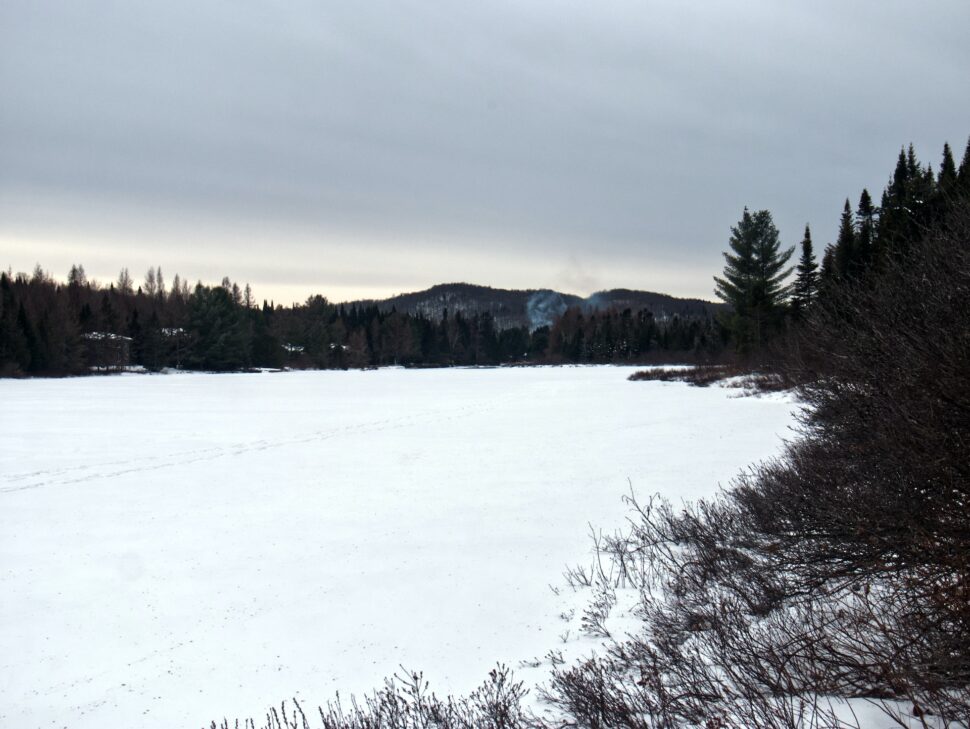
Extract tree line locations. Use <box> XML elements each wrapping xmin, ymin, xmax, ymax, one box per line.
<box><xmin>0</xmin><ymin>266</ymin><xmax>724</xmax><ymax>376</ymax></box>
<box><xmin>714</xmin><ymin>137</ymin><xmax>970</xmax><ymax>355</ymax></box>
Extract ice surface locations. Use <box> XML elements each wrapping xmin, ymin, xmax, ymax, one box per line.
<box><xmin>0</xmin><ymin>366</ymin><xmax>796</xmax><ymax>728</ymax></box>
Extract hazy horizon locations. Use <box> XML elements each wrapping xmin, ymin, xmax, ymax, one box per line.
<box><xmin>3</xmin><ymin>2</ymin><xmax>969</xmax><ymax>306</ymax></box>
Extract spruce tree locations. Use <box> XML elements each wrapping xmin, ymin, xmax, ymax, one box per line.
<box><xmin>0</xmin><ymin>275</ymin><xmax>30</xmax><ymax>373</ymax></box>
<box><xmin>891</xmin><ymin>148</ymin><xmax>909</xmax><ymax>199</ymax></box>
<box><xmin>714</xmin><ymin>208</ymin><xmax>794</xmax><ymax>353</ymax></box>
<box><xmin>186</xmin><ymin>285</ymin><xmax>250</xmax><ymax>371</ymax></box>
<box><xmin>905</xmin><ymin>143</ymin><xmax>920</xmax><ymax>180</ymax></box>
<box><xmin>834</xmin><ymin>199</ymin><xmax>856</xmax><ymax>278</ymax></box>
<box><xmin>876</xmin><ymin>148</ymin><xmax>912</xmax><ymax>262</ymax></box>
<box><xmin>855</xmin><ymin>189</ymin><xmax>876</xmax><ymax>269</ymax></box>
<box><xmin>819</xmin><ymin>244</ymin><xmax>836</xmax><ymax>284</ymax></box>
<box><xmin>939</xmin><ymin>142</ymin><xmax>958</xmax><ymax>195</ymax></box>
<box><xmin>791</xmin><ymin>225</ymin><xmax>818</xmax><ymax>320</ymax></box>
<box><xmin>958</xmin><ymin>137</ymin><xmax>970</xmax><ymax>196</ymax></box>
<box><xmin>928</xmin><ymin>143</ymin><xmax>959</xmax><ymax>227</ymax></box>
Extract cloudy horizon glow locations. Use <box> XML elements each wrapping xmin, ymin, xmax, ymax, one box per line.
<box><xmin>2</xmin><ymin>1</ymin><xmax>969</xmax><ymax>305</ymax></box>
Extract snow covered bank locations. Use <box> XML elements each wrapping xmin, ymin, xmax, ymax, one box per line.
<box><xmin>0</xmin><ymin>366</ymin><xmax>796</xmax><ymax>728</ymax></box>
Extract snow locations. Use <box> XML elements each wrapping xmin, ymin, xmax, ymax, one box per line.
<box><xmin>0</xmin><ymin>366</ymin><xmax>797</xmax><ymax>728</ymax></box>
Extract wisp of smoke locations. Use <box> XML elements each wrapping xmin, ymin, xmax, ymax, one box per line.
<box><xmin>526</xmin><ymin>290</ymin><xmax>567</xmax><ymax>330</ymax></box>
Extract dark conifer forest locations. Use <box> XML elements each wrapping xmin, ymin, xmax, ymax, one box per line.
<box><xmin>0</xmin><ymin>270</ymin><xmax>723</xmax><ymax>377</ymax></box>
<box><xmin>710</xmin><ymin>138</ymin><xmax>970</xmax><ymax>360</ymax></box>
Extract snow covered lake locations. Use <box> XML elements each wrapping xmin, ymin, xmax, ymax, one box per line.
<box><xmin>0</xmin><ymin>366</ymin><xmax>797</xmax><ymax>728</ymax></box>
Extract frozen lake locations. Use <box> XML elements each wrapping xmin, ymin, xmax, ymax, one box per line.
<box><xmin>0</xmin><ymin>366</ymin><xmax>796</xmax><ymax>728</ymax></box>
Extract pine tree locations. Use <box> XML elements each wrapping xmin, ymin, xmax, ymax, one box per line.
<box><xmin>938</xmin><ymin>142</ymin><xmax>958</xmax><ymax>195</ymax></box>
<box><xmin>927</xmin><ymin>143</ymin><xmax>959</xmax><ymax>228</ymax></box>
<box><xmin>891</xmin><ymin>148</ymin><xmax>909</xmax><ymax>199</ymax></box>
<box><xmin>791</xmin><ymin>225</ymin><xmax>818</xmax><ymax>320</ymax></box>
<box><xmin>99</xmin><ymin>292</ymin><xmax>118</xmax><ymax>333</ymax></box>
<box><xmin>17</xmin><ymin>302</ymin><xmax>39</xmax><ymax>372</ymax></box>
<box><xmin>186</xmin><ymin>285</ymin><xmax>250</xmax><ymax>371</ymax></box>
<box><xmin>876</xmin><ymin>148</ymin><xmax>912</xmax><ymax>262</ymax></box>
<box><xmin>958</xmin><ymin>137</ymin><xmax>970</xmax><ymax>196</ymax></box>
<box><xmin>834</xmin><ymin>199</ymin><xmax>857</xmax><ymax>278</ymax></box>
<box><xmin>906</xmin><ymin>143</ymin><xmax>920</xmax><ymax>180</ymax></box>
<box><xmin>0</xmin><ymin>275</ymin><xmax>30</xmax><ymax>373</ymax></box>
<box><xmin>713</xmin><ymin>208</ymin><xmax>794</xmax><ymax>353</ymax></box>
<box><xmin>819</xmin><ymin>244</ymin><xmax>836</xmax><ymax>284</ymax></box>
<box><xmin>855</xmin><ymin>189</ymin><xmax>876</xmax><ymax>270</ymax></box>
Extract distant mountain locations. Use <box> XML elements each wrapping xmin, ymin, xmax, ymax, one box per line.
<box><xmin>347</xmin><ymin>283</ymin><xmax>724</xmax><ymax>331</ymax></box>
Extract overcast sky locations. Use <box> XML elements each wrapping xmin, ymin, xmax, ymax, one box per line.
<box><xmin>1</xmin><ymin>1</ymin><xmax>968</xmax><ymax>304</ymax></box>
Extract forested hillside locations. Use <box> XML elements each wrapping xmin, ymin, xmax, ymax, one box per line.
<box><xmin>0</xmin><ymin>274</ymin><xmax>723</xmax><ymax>376</ymax></box>
<box><xmin>351</xmin><ymin>283</ymin><xmax>721</xmax><ymax>331</ymax></box>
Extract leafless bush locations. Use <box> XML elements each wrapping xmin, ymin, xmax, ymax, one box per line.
<box><xmin>208</xmin><ymin>666</ymin><xmax>532</xmax><ymax>729</ymax></box>
<box><xmin>628</xmin><ymin>365</ymin><xmax>794</xmax><ymax>393</ymax></box>
<box><xmin>628</xmin><ymin>366</ymin><xmax>734</xmax><ymax>387</ymax></box>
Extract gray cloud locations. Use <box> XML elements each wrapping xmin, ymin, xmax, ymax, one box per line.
<box><xmin>2</xmin><ymin>1</ymin><xmax>969</xmax><ymax>302</ymax></box>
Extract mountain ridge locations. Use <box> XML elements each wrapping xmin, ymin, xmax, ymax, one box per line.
<box><xmin>345</xmin><ymin>282</ymin><xmax>724</xmax><ymax>331</ymax></box>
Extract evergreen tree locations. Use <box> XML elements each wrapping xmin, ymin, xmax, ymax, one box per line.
<box><xmin>99</xmin><ymin>292</ymin><xmax>118</xmax><ymax>333</ymax></box>
<box><xmin>833</xmin><ymin>199</ymin><xmax>857</xmax><ymax>278</ymax></box>
<box><xmin>905</xmin><ymin>143</ymin><xmax>920</xmax><ymax>179</ymax></box>
<box><xmin>791</xmin><ymin>225</ymin><xmax>818</xmax><ymax>319</ymax></box>
<box><xmin>186</xmin><ymin>284</ymin><xmax>250</xmax><ymax>371</ymax></box>
<box><xmin>819</xmin><ymin>244</ymin><xmax>836</xmax><ymax>284</ymax></box>
<box><xmin>250</xmin><ymin>306</ymin><xmax>283</xmax><ymax>368</ymax></box>
<box><xmin>127</xmin><ymin>308</ymin><xmax>144</xmax><ymax>365</ymax></box>
<box><xmin>855</xmin><ymin>189</ymin><xmax>876</xmax><ymax>270</ymax></box>
<box><xmin>19</xmin><ymin>303</ymin><xmax>42</xmax><ymax>372</ymax></box>
<box><xmin>713</xmin><ymin>208</ymin><xmax>794</xmax><ymax>353</ymax></box>
<box><xmin>0</xmin><ymin>275</ymin><xmax>30</xmax><ymax>373</ymax></box>
<box><xmin>958</xmin><ymin>137</ymin><xmax>970</xmax><ymax>196</ymax></box>
<box><xmin>938</xmin><ymin>142</ymin><xmax>958</xmax><ymax>196</ymax></box>
<box><xmin>876</xmin><ymin>148</ymin><xmax>912</xmax><ymax>261</ymax></box>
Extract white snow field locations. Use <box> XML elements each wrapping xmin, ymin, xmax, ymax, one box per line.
<box><xmin>0</xmin><ymin>366</ymin><xmax>797</xmax><ymax>728</ymax></box>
